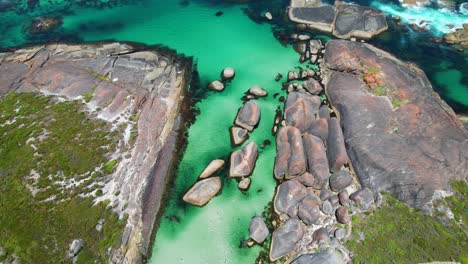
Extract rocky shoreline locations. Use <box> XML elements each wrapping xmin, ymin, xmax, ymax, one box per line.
<box><xmin>0</xmin><ymin>42</ymin><xmax>193</xmax><ymax>263</ymax></box>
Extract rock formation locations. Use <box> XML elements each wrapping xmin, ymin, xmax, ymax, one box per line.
<box><xmin>199</xmin><ymin>159</ymin><xmax>225</xmax><ymax>179</ymax></box>
<box><xmin>274</xmin><ymin>126</ymin><xmax>307</xmax><ymax>180</ymax></box>
<box><xmin>230</xmin><ymin>142</ymin><xmax>258</xmax><ymax>177</ymax></box>
<box><xmin>235</xmin><ymin>101</ymin><xmax>261</xmax><ymax>131</ymax></box>
<box><xmin>323</xmin><ymin>39</ymin><xmax>468</xmax><ymax>209</ymax></box>
<box><xmin>0</xmin><ymin>42</ymin><xmax>192</xmax><ymax>263</ymax></box>
<box><xmin>183</xmin><ymin>177</ymin><xmax>222</xmax><ymax>206</ymax></box>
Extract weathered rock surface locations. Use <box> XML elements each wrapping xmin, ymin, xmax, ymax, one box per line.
<box><xmin>303</xmin><ymin>78</ymin><xmax>323</xmax><ymax>95</ymax></box>
<box><xmin>289</xmin><ymin>2</ymin><xmax>387</xmax><ymax>39</ymax></box>
<box><xmin>312</xmin><ymin>227</ymin><xmax>330</xmax><ymax>244</ymax></box>
<box><xmin>230</xmin><ymin>126</ymin><xmax>249</xmax><ymax>146</ymax></box>
<box><xmin>297</xmin><ymin>172</ymin><xmax>314</xmax><ymax>187</ymax></box>
<box><xmin>183</xmin><ymin>177</ymin><xmax>222</xmax><ymax>206</ymax></box>
<box><xmin>324</xmin><ymin>39</ymin><xmax>468</xmax><ymax>209</ymax></box>
<box><xmin>338</xmin><ymin>190</ymin><xmax>349</xmax><ymax>206</ymax></box>
<box><xmin>248</xmin><ymin>85</ymin><xmax>268</xmax><ymax>97</ymax></box>
<box><xmin>235</xmin><ymin>101</ymin><xmax>261</xmax><ymax>131</ymax></box>
<box><xmin>270</xmin><ymin>219</ymin><xmax>304</xmax><ymax>261</ymax></box>
<box><xmin>285</xmin><ymin>92</ymin><xmax>320</xmax><ymax>132</ymax></box>
<box><xmin>298</xmin><ymin>193</ymin><xmax>322</xmax><ymax>225</ymax></box>
<box><xmin>329</xmin><ymin>170</ymin><xmax>353</xmax><ymax>192</ymax></box>
<box><xmin>274</xmin><ymin>126</ymin><xmax>307</xmax><ymax>180</ymax></box>
<box><xmin>307</xmin><ymin>118</ymin><xmax>328</xmax><ymax>142</ymax></box>
<box><xmin>69</xmin><ymin>239</ymin><xmax>85</xmax><ymax>257</ymax></box>
<box><xmin>208</xmin><ymin>80</ymin><xmax>224</xmax><ymax>91</ymax></box>
<box><xmin>303</xmin><ymin>134</ymin><xmax>330</xmax><ymax>189</ymax></box>
<box><xmin>0</xmin><ymin>42</ymin><xmax>191</xmax><ymax>263</ymax></box>
<box><xmin>274</xmin><ymin>180</ymin><xmax>307</xmax><ymax>216</ymax></box>
<box><xmin>326</xmin><ymin>117</ymin><xmax>348</xmax><ymax>172</ymax></box>
<box><xmin>249</xmin><ymin>216</ymin><xmax>269</xmax><ymax>243</ymax></box>
<box><xmin>291</xmin><ymin>249</ymin><xmax>346</xmax><ymax>264</ymax></box>
<box><xmin>238</xmin><ymin>177</ymin><xmax>251</xmax><ymax>190</ymax></box>
<box><xmin>350</xmin><ymin>188</ymin><xmax>375</xmax><ymax>212</ymax></box>
<box><xmin>199</xmin><ymin>159</ymin><xmax>224</xmax><ymax>179</ymax></box>
<box><xmin>443</xmin><ymin>24</ymin><xmax>468</xmax><ymax>49</ymax></box>
<box><xmin>230</xmin><ymin>142</ymin><xmax>258</xmax><ymax>177</ymax></box>
<box><xmin>335</xmin><ymin>207</ymin><xmax>350</xmax><ymax>224</ymax></box>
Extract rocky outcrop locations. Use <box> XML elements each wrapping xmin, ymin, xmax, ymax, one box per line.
<box><xmin>0</xmin><ymin>42</ymin><xmax>192</xmax><ymax>263</ymax></box>
<box><xmin>284</xmin><ymin>91</ymin><xmax>321</xmax><ymax>132</ymax></box>
<box><xmin>230</xmin><ymin>126</ymin><xmax>249</xmax><ymax>146</ymax></box>
<box><xmin>249</xmin><ymin>216</ymin><xmax>269</xmax><ymax>243</ymax></box>
<box><xmin>443</xmin><ymin>24</ymin><xmax>468</xmax><ymax>49</ymax></box>
<box><xmin>199</xmin><ymin>159</ymin><xmax>225</xmax><ymax>179</ymax></box>
<box><xmin>235</xmin><ymin>101</ymin><xmax>261</xmax><ymax>131</ymax></box>
<box><xmin>274</xmin><ymin>180</ymin><xmax>307</xmax><ymax>217</ymax></box>
<box><xmin>274</xmin><ymin>126</ymin><xmax>307</xmax><ymax>180</ymax></box>
<box><xmin>269</xmin><ymin>219</ymin><xmax>304</xmax><ymax>261</ymax></box>
<box><xmin>183</xmin><ymin>177</ymin><xmax>222</xmax><ymax>206</ymax></box>
<box><xmin>230</xmin><ymin>142</ymin><xmax>258</xmax><ymax>177</ymax></box>
<box><xmin>291</xmin><ymin>249</ymin><xmax>346</xmax><ymax>264</ymax></box>
<box><xmin>288</xmin><ymin>1</ymin><xmax>388</xmax><ymax>39</ymax></box>
<box><xmin>303</xmin><ymin>134</ymin><xmax>330</xmax><ymax>190</ymax></box>
<box><xmin>323</xmin><ymin>39</ymin><xmax>468</xmax><ymax>209</ymax></box>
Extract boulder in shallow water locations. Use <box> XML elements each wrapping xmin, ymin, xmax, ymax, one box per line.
<box><xmin>238</xmin><ymin>177</ymin><xmax>251</xmax><ymax>190</ymax></box>
<box><xmin>265</xmin><ymin>11</ymin><xmax>273</xmax><ymax>20</ymax></box>
<box><xmin>274</xmin><ymin>179</ymin><xmax>307</xmax><ymax>216</ymax></box>
<box><xmin>207</xmin><ymin>80</ymin><xmax>224</xmax><ymax>91</ymax></box>
<box><xmin>269</xmin><ymin>219</ymin><xmax>304</xmax><ymax>261</ymax></box>
<box><xmin>230</xmin><ymin>142</ymin><xmax>258</xmax><ymax>177</ymax></box>
<box><xmin>235</xmin><ymin>101</ymin><xmax>261</xmax><ymax>131</ymax></box>
<box><xmin>274</xmin><ymin>126</ymin><xmax>307</xmax><ymax>180</ymax></box>
<box><xmin>249</xmin><ymin>216</ymin><xmax>269</xmax><ymax>243</ymax></box>
<box><xmin>222</xmin><ymin>67</ymin><xmax>235</xmax><ymax>80</ymax></box>
<box><xmin>248</xmin><ymin>85</ymin><xmax>268</xmax><ymax>97</ymax></box>
<box><xmin>230</xmin><ymin>126</ymin><xmax>249</xmax><ymax>146</ymax></box>
<box><xmin>199</xmin><ymin>159</ymin><xmax>225</xmax><ymax>179</ymax></box>
<box><xmin>183</xmin><ymin>177</ymin><xmax>222</xmax><ymax>206</ymax></box>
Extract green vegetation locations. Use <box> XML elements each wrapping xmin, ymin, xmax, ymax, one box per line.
<box><xmin>347</xmin><ymin>193</ymin><xmax>468</xmax><ymax>264</ymax></box>
<box><xmin>374</xmin><ymin>84</ymin><xmax>387</xmax><ymax>96</ymax></box>
<box><xmin>84</xmin><ymin>69</ymin><xmax>111</xmax><ymax>83</ymax></box>
<box><xmin>391</xmin><ymin>97</ymin><xmax>410</xmax><ymax>109</ymax></box>
<box><xmin>0</xmin><ymin>93</ymin><xmax>125</xmax><ymax>263</ymax></box>
<box><xmin>367</xmin><ymin>66</ymin><xmax>381</xmax><ymax>74</ymax></box>
<box><xmin>436</xmin><ymin>180</ymin><xmax>468</xmax><ymax>225</ymax></box>
<box><xmin>82</xmin><ymin>85</ymin><xmax>97</xmax><ymax>103</ymax></box>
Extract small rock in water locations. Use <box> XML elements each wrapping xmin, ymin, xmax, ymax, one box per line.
<box><xmin>215</xmin><ymin>11</ymin><xmax>223</xmax><ymax>16</ymax></box>
<box><xmin>248</xmin><ymin>85</ymin><xmax>268</xmax><ymax>97</ymax></box>
<box><xmin>238</xmin><ymin>178</ymin><xmax>251</xmax><ymax>190</ymax></box>
<box><xmin>207</xmin><ymin>80</ymin><xmax>224</xmax><ymax>91</ymax></box>
<box><xmin>265</xmin><ymin>11</ymin><xmax>273</xmax><ymax>20</ymax></box>
<box><xmin>230</xmin><ymin>126</ymin><xmax>249</xmax><ymax>146</ymax></box>
<box><xmin>199</xmin><ymin>159</ymin><xmax>225</xmax><ymax>179</ymax></box>
<box><xmin>249</xmin><ymin>216</ymin><xmax>269</xmax><ymax>243</ymax></box>
<box><xmin>275</xmin><ymin>73</ymin><xmax>282</xmax><ymax>81</ymax></box>
<box><xmin>235</xmin><ymin>101</ymin><xmax>261</xmax><ymax>131</ymax></box>
<box><xmin>230</xmin><ymin>142</ymin><xmax>258</xmax><ymax>177</ymax></box>
<box><xmin>183</xmin><ymin>177</ymin><xmax>222</xmax><ymax>206</ymax></box>
<box><xmin>222</xmin><ymin>67</ymin><xmax>235</xmax><ymax>80</ymax></box>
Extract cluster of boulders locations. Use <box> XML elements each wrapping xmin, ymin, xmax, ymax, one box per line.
<box><xmin>207</xmin><ymin>67</ymin><xmax>236</xmax><ymax>91</ymax></box>
<box><xmin>183</xmin><ymin>160</ymin><xmax>224</xmax><ymax>206</ymax></box>
<box><xmin>293</xmin><ymin>38</ymin><xmax>324</xmax><ymax>64</ymax></box>
<box><xmin>265</xmin><ymin>62</ymin><xmax>377</xmax><ymax>262</ymax></box>
<box><xmin>443</xmin><ymin>24</ymin><xmax>468</xmax><ymax>49</ymax></box>
<box><xmin>289</xmin><ymin>1</ymin><xmax>388</xmax><ymax>39</ymax></box>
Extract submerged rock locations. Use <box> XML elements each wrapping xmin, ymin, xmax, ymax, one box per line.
<box><xmin>274</xmin><ymin>126</ymin><xmax>307</xmax><ymax>180</ymax></box>
<box><xmin>230</xmin><ymin>126</ymin><xmax>249</xmax><ymax>146</ymax></box>
<box><xmin>29</xmin><ymin>17</ymin><xmax>62</xmax><ymax>34</ymax></box>
<box><xmin>249</xmin><ymin>216</ymin><xmax>269</xmax><ymax>243</ymax></box>
<box><xmin>230</xmin><ymin>142</ymin><xmax>258</xmax><ymax>177</ymax></box>
<box><xmin>235</xmin><ymin>101</ymin><xmax>261</xmax><ymax>131</ymax></box>
<box><xmin>199</xmin><ymin>159</ymin><xmax>225</xmax><ymax>179</ymax></box>
<box><xmin>269</xmin><ymin>219</ymin><xmax>304</xmax><ymax>261</ymax></box>
<box><xmin>183</xmin><ymin>177</ymin><xmax>222</xmax><ymax>206</ymax></box>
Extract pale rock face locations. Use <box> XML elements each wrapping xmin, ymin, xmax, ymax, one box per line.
<box><xmin>183</xmin><ymin>177</ymin><xmax>222</xmax><ymax>206</ymax></box>
<box><xmin>249</xmin><ymin>216</ymin><xmax>269</xmax><ymax>243</ymax></box>
<box><xmin>230</xmin><ymin>142</ymin><xmax>258</xmax><ymax>177</ymax></box>
<box><xmin>199</xmin><ymin>159</ymin><xmax>225</xmax><ymax>179</ymax></box>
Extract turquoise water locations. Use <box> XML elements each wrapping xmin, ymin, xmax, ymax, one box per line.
<box><xmin>0</xmin><ymin>0</ymin><xmax>467</xmax><ymax>263</ymax></box>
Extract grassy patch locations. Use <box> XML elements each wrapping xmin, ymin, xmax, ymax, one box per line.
<box><xmin>391</xmin><ymin>97</ymin><xmax>410</xmax><ymax>109</ymax></box>
<box><xmin>347</xmin><ymin>193</ymin><xmax>468</xmax><ymax>264</ymax></box>
<box><xmin>83</xmin><ymin>69</ymin><xmax>111</xmax><ymax>83</ymax></box>
<box><xmin>82</xmin><ymin>85</ymin><xmax>97</xmax><ymax>103</ymax></box>
<box><xmin>0</xmin><ymin>93</ymin><xmax>125</xmax><ymax>263</ymax></box>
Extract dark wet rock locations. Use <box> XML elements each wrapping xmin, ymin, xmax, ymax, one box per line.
<box><xmin>208</xmin><ymin>80</ymin><xmax>224</xmax><ymax>91</ymax></box>
<box><xmin>199</xmin><ymin>159</ymin><xmax>224</xmax><ymax>179</ymax></box>
<box><xmin>274</xmin><ymin>180</ymin><xmax>307</xmax><ymax>216</ymax></box>
<box><xmin>350</xmin><ymin>188</ymin><xmax>375</xmax><ymax>212</ymax></box>
<box><xmin>312</xmin><ymin>227</ymin><xmax>330</xmax><ymax>244</ymax></box>
<box><xmin>285</xmin><ymin>92</ymin><xmax>321</xmax><ymax>132</ymax></box>
<box><xmin>335</xmin><ymin>207</ymin><xmax>350</xmax><ymax>224</ymax></box>
<box><xmin>294</xmin><ymin>42</ymin><xmax>308</xmax><ymax>54</ymax></box>
<box><xmin>183</xmin><ymin>177</ymin><xmax>222</xmax><ymax>206</ymax></box>
<box><xmin>274</xmin><ymin>126</ymin><xmax>307</xmax><ymax>180</ymax></box>
<box><xmin>270</xmin><ymin>219</ymin><xmax>304</xmax><ymax>261</ymax></box>
<box><xmin>321</xmin><ymin>200</ymin><xmax>334</xmax><ymax>215</ymax></box>
<box><xmin>333</xmin><ymin>2</ymin><xmax>388</xmax><ymax>39</ymax></box>
<box><xmin>222</xmin><ymin>67</ymin><xmax>235</xmax><ymax>80</ymax></box>
<box><xmin>303</xmin><ymin>134</ymin><xmax>329</xmax><ymax>189</ymax></box>
<box><xmin>298</xmin><ymin>193</ymin><xmax>322</xmax><ymax>225</ymax></box>
<box><xmin>215</xmin><ymin>11</ymin><xmax>224</xmax><ymax>16</ymax></box>
<box><xmin>69</xmin><ymin>239</ymin><xmax>85</xmax><ymax>257</ymax></box>
<box><xmin>329</xmin><ymin>170</ymin><xmax>353</xmax><ymax>192</ymax></box>
<box><xmin>338</xmin><ymin>190</ymin><xmax>349</xmax><ymax>206</ymax></box>
<box><xmin>230</xmin><ymin>126</ymin><xmax>249</xmax><ymax>146</ymax></box>
<box><xmin>334</xmin><ymin>228</ymin><xmax>346</xmax><ymax>240</ymax></box>
<box><xmin>303</xmin><ymin>78</ymin><xmax>323</xmax><ymax>95</ymax></box>
<box><xmin>320</xmin><ymin>189</ymin><xmax>334</xmax><ymax>201</ymax></box>
<box><xmin>307</xmin><ymin>118</ymin><xmax>328</xmax><ymax>142</ymax></box>
<box><xmin>29</xmin><ymin>17</ymin><xmax>62</xmax><ymax>34</ymax></box>
<box><xmin>289</xmin><ymin>6</ymin><xmax>335</xmax><ymax>33</ymax></box>
<box><xmin>248</xmin><ymin>85</ymin><xmax>268</xmax><ymax>97</ymax></box>
<box><xmin>319</xmin><ymin>105</ymin><xmax>331</xmax><ymax>119</ymax></box>
<box><xmin>238</xmin><ymin>177</ymin><xmax>251</xmax><ymax>190</ymax></box>
<box><xmin>291</xmin><ymin>248</ymin><xmax>346</xmax><ymax>264</ymax></box>
<box><xmin>324</xmin><ymin>40</ymin><xmax>468</xmax><ymax>209</ymax></box>
<box><xmin>235</xmin><ymin>101</ymin><xmax>261</xmax><ymax>131</ymax></box>
<box><xmin>275</xmin><ymin>73</ymin><xmax>283</xmax><ymax>82</ymax></box>
<box><xmin>249</xmin><ymin>216</ymin><xmax>269</xmax><ymax>243</ymax></box>
<box><xmin>297</xmin><ymin>172</ymin><xmax>314</xmax><ymax>187</ymax></box>
<box><xmin>326</xmin><ymin>117</ymin><xmax>348</xmax><ymax>172</ymax></box>
<box><xmin>230</xmin><ymin>142</ymin><xmax>258</xmax><ymax>177</ymax></box>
